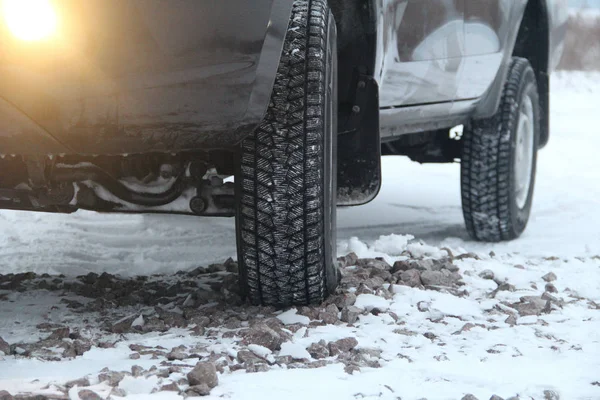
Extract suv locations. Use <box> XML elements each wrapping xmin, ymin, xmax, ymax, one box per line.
<box><xmin>0</xmin><ymin>0</ymin><xmax>567</xmax><ymax>306</ymax></box>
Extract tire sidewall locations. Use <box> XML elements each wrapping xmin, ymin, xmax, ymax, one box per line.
<box><xmin>508</xmin><ymin>69</ymin><xmax>540</xmax><ymax>235</ymax></box>
<box><xmin>324</xmin><ymin>10</ymin><xmax>338</xmax><ymax>295</ymax></box>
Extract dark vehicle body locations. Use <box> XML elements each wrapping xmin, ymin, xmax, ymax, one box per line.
<box><xmin>1</xmin><ymin>0</ymin><xmax>566</xmax><ymax>156</ymax></box>
<box><xmin>0</xmin><ymin>0</ymin><xmax>568</xmax><ymax>306</ymax></box>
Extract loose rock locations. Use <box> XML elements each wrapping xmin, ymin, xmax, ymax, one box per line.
<box><xmin>461</xmin><ymin>395</ymin><xmax>479</xmax><ymax>400</ymax></box>
<box><xmin>542</xmin><ymin>272</ymin><xmax>557</xmax><ymax>282</ymax></box>
<box><xmin>242</xmin><ymin>324</ymin><xmax>286</xmax><ymax>351</ymax></box>
<box><xmin>307</xmin><ymin>341</ymin><xmax>330</xmax><ymax>359</ymax></box>
<box><xmin>478</xmin><ymin>270</ymin><xmax>495</xmax><ymax>280</ymax></box>
<box><xmin>77</xmin><ymin>389</ymin><xmax>103</xmax><ymax>400</ymax></box>
<box><xmin>543</xmin><ymin>390</ymin><xmax>560</xmax><ymax>400</ymax></box>
<box><xmin>329</xmin><ymin>337</ymin><xmax>358</xmax><ymax>356</ymax></box>
<box><xmin>187</xmin><ymin>384</ymin><xmax>211</xmax><ymax>396</ymax></box>
<box><xmin>0</xmin><ymin>391</ymin><xmax>13</xmax><ymax>400</ymax></box>
<box><xmin>187</xmin><ymin>361</ymin><xmax>218</xmax><ymax>388</ymax></box>
<box><xmin>341</xmin><ymin>306</ymin><xmax>362</xmax><ymax>324</ymax></box>
<box><xmin>399</xmin><ymin>269</ymin><xmax>422</xmax><ymax>287</ymax></box>
<box><xmin>0</xmin><ymin>336</ymin><xmax>9</xmax><ymax>355</ymax></box>
<box><xmin>421</xmin><ymin>270</ymin><xmax>461</xmax><ymax>287</ymax></box>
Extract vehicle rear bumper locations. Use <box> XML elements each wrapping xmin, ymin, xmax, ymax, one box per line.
<box><xmin>0</xmin><ymin>0</ymin><xmax>291</xmax><ymax>155</ymax></box>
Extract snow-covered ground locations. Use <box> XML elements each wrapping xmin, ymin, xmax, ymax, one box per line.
<box><xmin>0</xmin><ymin>72</ymin><xmax>599</xmax><ymax>400</ymax></box>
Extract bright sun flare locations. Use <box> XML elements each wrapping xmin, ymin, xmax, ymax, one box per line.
<box><xmin>2</xmin><ymin>0</ymin><xmax>58</xmax><ymax>41</ymax></box>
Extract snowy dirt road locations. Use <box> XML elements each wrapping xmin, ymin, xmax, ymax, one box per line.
<box><xmin>0</xmin><ymin>72</ymin><xmax>599</xmax><ymax>400</ymax></box>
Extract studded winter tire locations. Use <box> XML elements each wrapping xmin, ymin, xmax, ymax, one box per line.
<box><xmin>461</xmin><ymin>57</ymin><xmax>541</xmax><ymax>242</ymax></box>
<box><xmin>235</xmin><ymin>0</ymin><xmax>338</xmax><ymax>307</ymax></box>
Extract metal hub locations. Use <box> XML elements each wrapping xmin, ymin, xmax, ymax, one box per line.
<box><xmin>514</xmin><ymin>94</ymin><xmax>535</xmax><ymax>209</ymax></box>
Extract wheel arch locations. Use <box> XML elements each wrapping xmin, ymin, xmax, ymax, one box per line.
<box><xmin>474</xmin><ymin>0</ymin><xmax>551</xmax><ymax>149</ymax></box>
<box><xmin>512</xmin><ymin>0</ymin><xmax>551</xmax><ymax>148</ymax></box>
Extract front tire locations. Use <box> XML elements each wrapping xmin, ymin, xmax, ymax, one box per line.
<box><xmin>461</xmin><ymin>57</ymin><xmax>541</xmax><ymax>242</ymax></box>
<box><xmin>235</xmin><ymin>0</ymin><xmax>338</xmax><ymax>307</ymax></box>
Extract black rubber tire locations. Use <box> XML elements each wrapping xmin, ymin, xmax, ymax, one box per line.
<box><xmin>235</xmin><ymin>0</ymin><xmax>338</xmax><ymax>307</ymax></box>
<box><xmin>461</xmin><ymin>57</ymin><xmax>541</xmax><ymax>242</ymax></box>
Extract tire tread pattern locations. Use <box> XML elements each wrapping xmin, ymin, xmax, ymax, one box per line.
<box><xmin>461</xmin><ymin>57</ymin><xmax>537</xmax><ymax>242</ymax></box>
<box><xmin>237</xmin><ymin>0</ymin><xmax>330</xmax><ymax>306</ymax></box>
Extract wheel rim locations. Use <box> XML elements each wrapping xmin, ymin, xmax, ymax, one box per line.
<box><xmin>514</xmin><ymin>94</ymin><xmax>535</xmax><ymax>209</ymax></box>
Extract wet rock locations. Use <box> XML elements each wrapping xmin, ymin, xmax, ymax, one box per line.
<box><xmin>341</xmin><ymin>306</ymin><xmax>362</xmax><ymax>324</ymax></box>
<box><xmin>328</xmin><ymin>337</ymin><xmax>358</xmax><ymax>356</ymax></box>
<box><xmin>479</xmin><ymin>270</ymin><xmax>495</xmax><ymax>280</ymax></box>
<box><xmin>0</xmin><ymin>336</ymin><xmax>9</xmax><ymax>355</ymax></box>
<box><xmin>542</xmin><ymin>272</ymin><xmax>557</xmax><ymax>282</ymax></box>
<box><xmin>186</xmin><ymin>384</ymin><xmax>211</xmax><ymax>396</ymax></box>
<box><xmin>461</xmin><ymin>395</ymin><xmax>479</xmax><ymax>400</ymax></box>
<box><xmin>0</xmin><ymin>391</ymin><xmax>12</xmax><ymax>400</ymax></box>
<box><xmin>77</xmin><ymin>390</ymin><xmax>102</xmax><ymax>400</ymax></box>
<box><xmin>307</xmin><ymin>341</ymin><xmax>330</xmax><ymax>359</ymax></box>
<box><xmin>399</xmin><ymin>269</ymin><xmax>422</xmax><ymax>287</ymax></box>
<box><xmin>242</xmin><ymin>323</ymin><xmax>288</xmax><ymax>351</ymax></box>
<box><xmin>543</xmin><ymin>390</ymin><xmax>560</xmax><ymax>400</ymax></box>
<box><xmin>187</xmin><ymin>361</ymin><xmax>218</xmax><ymax>388</ymax></box>
<box><xmin>420</xmin><ymin>270</ymin><xmax>462</xmax><ymax>287</ymax></box>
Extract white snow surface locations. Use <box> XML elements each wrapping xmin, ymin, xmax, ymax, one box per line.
<box><xmin>0</xmin><ymin>72</ymin><xmax>599</xmax><ymax>399</ymax></box>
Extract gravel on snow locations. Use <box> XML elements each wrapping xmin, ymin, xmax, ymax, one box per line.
<box><xmin>0</xmin><ymin>74</ymin><xmax>599</xmax><ymax>400</ymax></box>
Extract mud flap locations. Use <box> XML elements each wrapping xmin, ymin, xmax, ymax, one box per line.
<box><xmin>337</xmin><ymin>76</ymin><xmax>381</xmax><ymax>206</ymax></box>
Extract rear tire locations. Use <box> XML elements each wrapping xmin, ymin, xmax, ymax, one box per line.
<box><xmin>235</xmin><ymin>0</ymin><xmax>338</xmax><ymax>307</ymax></box>
<box><xmin>461</xmin><ymin>57</ymin><xmax>540</xmax><ymax>242</ymax></box>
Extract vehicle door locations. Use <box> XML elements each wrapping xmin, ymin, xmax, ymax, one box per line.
<box><xmin>378</xmin><ymin>0</ymin><xmax>465</xmax><ymax>108</ymax></box>
<box><xmin>460</xmin><ymin>0</ymin><xmax>514</xmax><ymax>99</ymax></box>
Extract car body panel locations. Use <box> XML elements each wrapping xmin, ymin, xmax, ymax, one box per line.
<box><xmin>0</xmin><ymin>0</ymin><xmax>291</xmax><ymax>155</ymax></box>
<box><xmin>376</xmin><ymin>0</ymin><xmax>465</xmax><ymax>107</ymax></box>
<box><xmin>0</xmin><ymin>0</ymin><xmax>567</xmax><ymax>155</ymax></box>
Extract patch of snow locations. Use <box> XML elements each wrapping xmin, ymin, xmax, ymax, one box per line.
<box><xmin>276</xmin><ymin>309</ymin><xmax>310</xmax><ymax>325</ymax></box>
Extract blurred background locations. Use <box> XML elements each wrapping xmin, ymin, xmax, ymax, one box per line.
<box><xmin>560</xmin><ymin>0</ymin><xmax>600</xmax><ymax>70</ymax></box>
